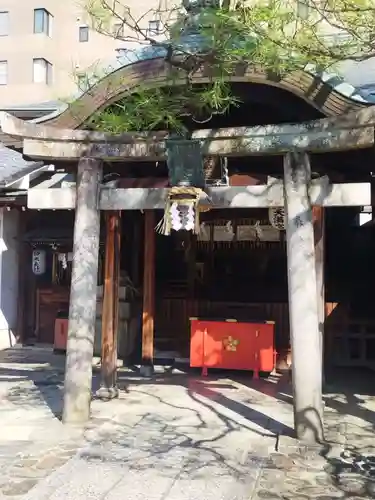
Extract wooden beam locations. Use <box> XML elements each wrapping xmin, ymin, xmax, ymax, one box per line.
<box><xmin>284</xmin><ymin>151</ymin><xmax>324</xmax><ymax>444</ymax></box>
<box><xmin>140</xmin><ymin>210</ymin><xmax>155</xmax><ymax>376</ymax></box>
<box><xmin>28</xmin><ymin>181</ymin><xmax>372</xmax><ymax>210</ymax></box>
<box><xmin>96</xmin><ymin>211</ymin><xmax>121</xmax><ymax>400</ymax></box>
<box><xmin>22</xmin><ymin>125</ymin><xmax>374</xmax><ymax>160</ymax></box>
<box><xmin>62</xmin><ymin>157</ymin><xmax>102</xmax><ymax>425</ymax></box>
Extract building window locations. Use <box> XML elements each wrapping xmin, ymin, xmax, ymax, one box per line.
<box><xmin>0</xmin><ymin>61</ymin><xmax>7</xmax><ymax>85</ymax></box>
<box><xmin>148</xmin><ymin>20</ymin><xmax>161</xmax><ymax>35</ymax></box>
<box><xmin>0</xmin><ymin>12</ymin><xmax>9</xmax><ymax>37</ymax></box>
<box><xmin>34</xmin><ymin>8</ymin><xmax>53</xmax><ymax>36</ymax></box>
<box><xmin>77</xmin><ymin>74</ymin><xmax>90</xmax><ymax>91</ymax></box>
<box><xmin>112</xmin><ymin>23</ymin><xmax>124</xmax><ymax>37</ymax></box>
<box><xmin>33</xmin><ymin>58</ymin><xmax>52</xmax><ymax>84</ymax></box>
<box><xmin>79</xmin><ymin>26</ymin><xmax>89</xmax><ymax>42</ymax></box>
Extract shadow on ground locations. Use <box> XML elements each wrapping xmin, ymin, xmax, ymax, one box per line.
<box><xmin>1</xmin><ymin>347</ymin><xmax>375</xmax><ymax>499</ymax></box>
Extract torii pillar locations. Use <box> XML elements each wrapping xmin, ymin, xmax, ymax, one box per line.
<box><xmin>63</xmin><ymin>157</ymin><xmax>102</xmax><ymax>425</ymax></box>
<box><xmin>284</xmin><ymin>151</ymin><xmax>324</xmax><ymax>444</ymax></box>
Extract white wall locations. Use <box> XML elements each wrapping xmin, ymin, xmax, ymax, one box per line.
<box><xmin>0</xmin><ymin>209</ymin><xmax>20</xmax><ymax>350</ymax></box>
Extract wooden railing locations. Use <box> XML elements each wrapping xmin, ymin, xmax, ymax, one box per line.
<box><xmin>325</xmin><ymin>303</ymin><xmax>375</xmax><ymax>367</ymax></box>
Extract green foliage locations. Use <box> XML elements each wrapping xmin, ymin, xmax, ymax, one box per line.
<box><xmin>89</xmin><ymin>86</ymin><xmax>189</xmax><ymax>134</ymax></box>
<box><xmin>76</xmin><ymin>0</ymin><xmax>375</xmax><ymax>133</ymax></box>
<box><xmin>88</xmin><ymin>81</ymin><xmax>239</xmax><ymax>133</ymax></box>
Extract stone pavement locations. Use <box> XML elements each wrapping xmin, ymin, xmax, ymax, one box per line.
<box><xmin>0</xmin><ymin>346</ymin><xmax>375</xmax><ymax>499</ymax></box>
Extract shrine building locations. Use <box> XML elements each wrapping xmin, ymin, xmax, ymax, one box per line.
<box><xmin>0</xmin><ymin>21</ymin><xmax>375</xmax><ymax>442</ymax></box>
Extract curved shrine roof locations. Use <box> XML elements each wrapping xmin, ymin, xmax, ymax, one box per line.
<box><xmin>30</xmin><ymin>36</ymin><xmax>375</xmax><ymax>129</ymax></box>
<box><xmin>1</xmin><ymin>36</ymin><xmax>375</xmax><ymax>169</ymax></box>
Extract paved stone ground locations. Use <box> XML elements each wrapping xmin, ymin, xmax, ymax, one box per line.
<box><xmin>0</xmin><ymin>347</ymin><xmax>109</xmax><ymax>499</ymax></box>
<box><xmin>0</xmin><ymin>346</ymin><xmax>375</xmax><ymax>499</ymax></box>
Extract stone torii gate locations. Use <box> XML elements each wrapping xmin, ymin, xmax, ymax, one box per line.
<box><xmin>1</xmin><ymin>107</ymin><xmax>374</xmax><ymax>444</ymax></box>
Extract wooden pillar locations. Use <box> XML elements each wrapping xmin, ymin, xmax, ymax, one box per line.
<box><xmin>131</xmin><ymin>212</ymin><xmax>141</xmax><ymax>289</ymax></box>
<box><xmin>140</xmin><ymin>210</ymin><xmax>155</xmax><ymax>377</ymax></box>
<box><xmin>96</xmin><ymin>211</ymin><xmax>121</xmax><ymax>400</ymax></box>
<box><xmin>284</xmin><ymin>151</ymin><xmax>324</xmax><ymax>444</ymax></box>
<box><xmin>113</xmin><ymin>211</ymin><xmax>121</xmax><ymax>374</ymax></box>
<box><xmin>62</xmin><ymin>157</ymin><xmax>102</xmax><ymax>425</ymax></box>
<box><xmin>187</xmin><ymin>234</ymin><xmax>197</xmax><ymax>298</ymax></box>
<box><xmin>313</xmin><ymin>206</ymin><xmax>325</xmax><ymax>383</ymax></box>
<box><xmin>16</xmin><ymin>210</ymin><xmax>27</xmax><ymax>343</ymax></box>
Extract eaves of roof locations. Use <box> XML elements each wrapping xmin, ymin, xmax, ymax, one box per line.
<box><xmin>0</xmin><ymin>144</ymin><xmax>43</xmax><ymax>187</ymax></box>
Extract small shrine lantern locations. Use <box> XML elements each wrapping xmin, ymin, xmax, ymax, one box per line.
<box><xmin>157</xmin><ymin>138</ymin><xmax>206</xmax><ymax>235</ymax></box>
<box><xmin>268</xmin><ymin>207</ymin><xmax>286</xmax><ymax>231</ymax></box>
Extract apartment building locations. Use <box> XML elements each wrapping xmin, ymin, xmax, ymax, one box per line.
<box><xmin>0</xmin><ymin>0</ymin><xmax>166</xmax><ymax>107</ymax></box>
<box><xmin>0</xmin><ymin>0</ymin><xmax>374</xmax><ymax>108</ymax></box>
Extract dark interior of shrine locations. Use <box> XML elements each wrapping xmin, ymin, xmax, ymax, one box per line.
<box><xmin>28</xmin><ymin>207</ymin><xmax>370</xmax><ymax>314</ymax></box>
<box><xmin>148</xmin><ymin>207</ymin><xmax>375</xmax><ymax>362</ymax></box>
<box><xmin>23</xmin><ymin>188</ymin><xmax>375</xmax><ymax>365</ymax></box>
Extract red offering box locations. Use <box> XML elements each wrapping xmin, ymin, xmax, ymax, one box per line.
<box><xmin>190</xmin><ymin>318</ymin><xmax>275</xmax><ymax>373</ymax></box>
<box><xmin>54</xmin><ymin>318</ymin><xmax>68</xmax><ymax>352</ymax></box>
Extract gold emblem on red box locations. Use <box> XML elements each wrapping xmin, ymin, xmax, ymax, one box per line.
<box><xmin>223</xmin><ymin>336</ymin><xmax>239</xmax><ymax>352</ymax></box>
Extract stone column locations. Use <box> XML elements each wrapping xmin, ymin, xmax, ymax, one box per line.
<box><xmin>284</xmin><ymin>151</ymin><xmax>324</xmax><ymax>444</ymax></box>
<box><xmin>62</xmin><ymin>157</ymin><xmax>102</xmax><ymax>425</ymax></box>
